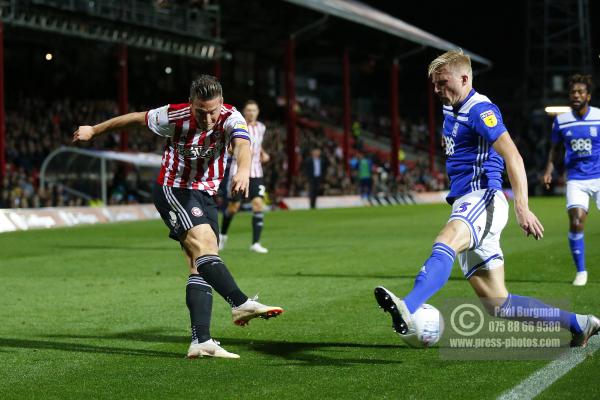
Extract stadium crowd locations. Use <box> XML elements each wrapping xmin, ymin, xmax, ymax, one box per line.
<box><xmin>0</xmin><ymin>96</ymin><xmax>447</xmax><ymax>209</ymax></box>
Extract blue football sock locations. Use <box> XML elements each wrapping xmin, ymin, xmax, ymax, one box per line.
<box><xmin>404</xmin><ymin>242</ymin><xmax>455</xmax><ymax>314</ymax></box>
<box><xmin>498</xmin><ymin>294</ymin><xmax>583</xmax><ymax>334</ymax></box>
<box><xmin>568</xmin><ymin>232</ymin><xmax>586</xmax><ymax>272</ymax></box>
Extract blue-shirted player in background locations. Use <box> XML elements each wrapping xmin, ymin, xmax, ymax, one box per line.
<box><xmin>374</xmin><ymin>50</ymin><xmax>600</xmax><ymax>347</ymax></box>
<box><xmin>543</xmin><ymin>74</ymin><xmax>599</xmax><ymax>286</ymax></box>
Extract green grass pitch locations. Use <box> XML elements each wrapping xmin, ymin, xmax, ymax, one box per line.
<box><xmin>0</xmin><ymin>197</ymin><xmax>599</xmax><ymax>399</ymax></box>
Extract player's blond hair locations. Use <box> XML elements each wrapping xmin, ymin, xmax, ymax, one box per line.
<box><xmin>428</xmin><ymin>49</ymin><xmax>472</xmax><ymax>79</ymax></box>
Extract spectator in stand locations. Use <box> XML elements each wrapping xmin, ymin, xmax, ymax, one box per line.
<box><xmin>303</xmin><ymin>148</ymin><xmax>328</xmax><ymax>209</ymax></box>
<box><xmin>356</xmin><ymin>152</ymin><xmax>373</xmax><ymax>203</ymax></box>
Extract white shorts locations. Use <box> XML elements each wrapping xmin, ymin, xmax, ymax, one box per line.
<box><xmin>566</xmin><ymin>178</ymin><xmax>600</xmax><ymax>212</ymax></box>
<box><xmin>448</xmin><ymin>188</ymin><xmax>509</xmax><ymax>279</ymax></box>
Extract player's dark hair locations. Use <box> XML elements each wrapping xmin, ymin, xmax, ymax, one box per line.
<box><xmin>190</xmin><ymin>75</ymin><xmax>223</xmax><ymax>101</ymax></box>
<box><xmin>244</xmin><ymin>99</ymin><xmax>259</xmax><ymax>107</ymax></box>
<box><xmin>568</xmin><ymin>74</ymin><xmax>593</xmax><ymax>95</ymax></box>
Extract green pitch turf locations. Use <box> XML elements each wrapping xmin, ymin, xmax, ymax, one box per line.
<box><xmin>0</xmin><ymin>197</ymin><xmax>599</xmax><ymax>399</ymax></box>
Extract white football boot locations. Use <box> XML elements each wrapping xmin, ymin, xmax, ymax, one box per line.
<box><xmin>232</xmin><ymin>295</ymin><xmax>283</xmax><ymax>326</ymax></box>
<box><xmin>571</xmin><ymin>315</ymin><xmax>600</xmax><ymax>347</ymax></box>
<box><xmin>249</xmin><ymin>242</ymin><xmax>268</xmax><ymax>254</ymax></box>
<box><xmin>572</xmin><ymin>271</ymin><xmax>588</xmax><ymax>286</ymax></box>
<box><xmin>218</xmin><ymin>234</ymin><xmax>228</xmax><ymax>251</ymax></box>
<box><xmin>186</xmin><ymin>339</ymin><xmax>239</xmax><ymax>359</ymax></box>
<box><xmin>374</xmin><ymin>286</ymin><xmax>416</xmax><ymax>338</ymax></box>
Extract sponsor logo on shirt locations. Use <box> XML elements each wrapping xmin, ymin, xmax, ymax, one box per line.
<box><xmin>480</xmin><ymin>110</ymin><xmax>498</xmax><ymax>128</ymax></box>
<box><xmin>177</xmin><ymin>143</ymin><xmax>221</xmax><ymax>159</ymax></box>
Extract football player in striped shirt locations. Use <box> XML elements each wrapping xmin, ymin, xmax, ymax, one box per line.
<box><xmin>543</xmin><ymin>74</ymin><xmax>600</xmax><ymax>286</ymax></box>
<box><xmin>73</xmin><ymin>75</ymin><xmax>283</xmax><ymax>359</ymax></box>
<box><xmin>220</xmin><ymin>100</ymin><xmax>270</xmax><ymax>253</ymax></box>
<box><xmin>374</xmin><ymin>51</ymin><xmax>599</xmax><ymax>348</ymax></box>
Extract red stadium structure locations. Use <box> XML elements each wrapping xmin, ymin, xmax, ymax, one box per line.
<box><xmin>0</xmin><ymin>0</ymin><xmax>494</xmax><ymax>205</ymax></box>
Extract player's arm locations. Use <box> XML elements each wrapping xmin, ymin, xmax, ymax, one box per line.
<box><xmin>231</xmin><ymin>138</ymin><xmax>251</xmax><ymax>197</ymax></box>
<box><xmin>72</xmin><ymin>112</ymin><xmax>147</xmax><ymax>142</ymax></box>
<box><xmin>493</xmin><ymin>132</ymin><xmax>544</xmax><ymax>239</ymax></box>
<box><xmin>543</xmin><ymin>142</ymin><xmax>558</xmax><ymax>189</ymax></box>
<box><xmin>543</xmin><ymin>118</ymin><xmax>562</xmax><ymax>189</ymax></box>
<box><xmin>260</xmin><ymin>147</ymin><xmax>270</xmax><ymax>163</ymax></box>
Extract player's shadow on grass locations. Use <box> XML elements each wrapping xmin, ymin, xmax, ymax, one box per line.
<box><xmin>0</xmin><ymin>337</ymin><xmax>182</xmax><ymax>358</ymax></box>
<box><xmin>281</xmin><ymin>272</ymin><xmax>577</xmax><ymax>284</ymax></box>
<box><xmin>279</xmin><ymin>272</ymin><xmax>464</xmax><ymax>281</ymax></box>
<box><xmin>55</xmin><ymin>244</ymin><xmax>174</xmax><ymax>252</ymax></box>
<box><xmin>504</xmin><ymin>277</ymin><xmax>582</xmax><ymax>284</ymax></box>
<box><xmin>46</xmin><ymin>331</ymin><xmax>404</xmax><ymax>366</ymax></box>
<box><xmin>220</xmin><ymin>338</ymin><xmax>405</xmax><ymax>366</ymax></box>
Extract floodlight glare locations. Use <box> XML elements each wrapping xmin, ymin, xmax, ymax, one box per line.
<box><xmin>544</xmin><ymin>106</ymin><xmax>571</xmax><ymax>114</ymax></box>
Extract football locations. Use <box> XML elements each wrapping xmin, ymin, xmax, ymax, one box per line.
<box><xmin>402</xmin><ymin>303</ymin><xmax>444</xmax><ymax>348</ymax></box>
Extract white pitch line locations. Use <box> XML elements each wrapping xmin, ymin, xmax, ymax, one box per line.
<box><xmin>497</xmin><ymin>336</ymin><xmax>600</xmax><ymax>400</ymax></box>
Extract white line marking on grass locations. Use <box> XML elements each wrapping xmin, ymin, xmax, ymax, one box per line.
<box><xmin>497</xmin><ymin>336</ymin><xmax>600</xmax><ymax>400</ymax></box>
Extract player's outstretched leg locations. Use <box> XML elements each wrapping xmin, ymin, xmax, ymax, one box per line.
<box><xmin>571</xmin><ymin>315</ymin><xmax>600</xmax><ymax>347</ymax></box>
<box><xmin>403</xmin><ymin>243</ymin><xmax>455</xmax><ymax>313</ymax></box>
<box><xmin>232</xmin><ymin>294</ymin><xmax>283</xmax><ymax>326</ymax></box>
<box><xmin>194</xmin><ymin>254</ymin><xmax>283</xmax><ymax>326</ymax></box>
<box><xmin>375</xmin><ymin>242</ymin><xmax>456</xmax><ymax>337</ymax></box>
<box><xmin>374</xmin><ymin>286</ymin><xmax>415</xmax><ymax>335</ymax></box>
<box><xmin>471</xmin><ymin>269</ymin><xmax>600</xmax><ymax>348</ymax></box>
<box><xmin>496</xmin><ymin>294</ymin><xmax>600</xmax><ymax>347</ymax></box>
<box><xmin>184</xmin><ymin>274</ymin><xmax>239</xmax><ymax>359</ymax></box>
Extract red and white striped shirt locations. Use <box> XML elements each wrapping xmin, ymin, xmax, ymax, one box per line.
<box><xmin>146</xmin><ymin>103</ymin><xmax>250</xmax><ymax>195</ymax></box>
<box><xmin>228</xmin><ymin>121</ymin><xmax>266</xmax><ymax>179</ymax></box>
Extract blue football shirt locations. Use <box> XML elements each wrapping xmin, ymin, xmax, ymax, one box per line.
<box><xmin>442</xmin><ymin>89</ymin><xmax>507</xmax><ymax>204</ymax></box>
<box><xmin>551</xmin><ymin>106</ymin><xmax>600</xmax><ymax>181</ymax></box>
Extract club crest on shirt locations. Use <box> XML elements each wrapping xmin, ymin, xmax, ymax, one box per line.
<box><xmin>191</xmin><ymin>207</ymin><xmax>203</xmax><ymax>217</ymax></box>
<box><xmin>480</xmin><ymin>110</ymin><xmax>497</xmax><ymax>128</ymax></box>
<box><xmin>591</xmin><ymin>127</ymin><xmax>598</xmax><ymax>137</ymax></box>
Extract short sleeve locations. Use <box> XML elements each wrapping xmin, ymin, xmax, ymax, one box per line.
<box><xmin>146</xmin><ymin>105</ymin><xmax>175</xmax><ymax>138</ymax></box>
<box><xmin>470</xmin><ymin>103</ymin><xmax>508</xmax><ymax>143</ymax></box>
<box><xmin>223</xmin><ymin>110</ymin><xmax>250</xmax><ymax>143</ymax></box>
<box><xmin>551</xmin><ymin>118</ymin><xmax>562</xmax><ymax>144</ymax></box>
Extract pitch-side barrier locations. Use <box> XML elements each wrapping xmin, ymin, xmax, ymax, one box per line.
<box><xmin>0</xmin><ymin>204</ymin><xmax>160</xmax><ymax>233</ymax></box>
<box><xmin>280</xmin><ymin>191</ymin><xmax>449</xmax><ymax>210</ymax></box>
<box><xmin>0</xmin><ymin>191</ymin><xmax>450</xmax><ymax>233</ymax></box>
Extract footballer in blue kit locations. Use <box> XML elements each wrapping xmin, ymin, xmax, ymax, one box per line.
<box><xmin>544</xmin><ymin>74</ymin><xmax>600</xmax><ymax>286</ymax></box>
<box><xmin>374</xmin><ymin>50</ymin><xmax>600</xmax><ymax>347</ymax></box>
